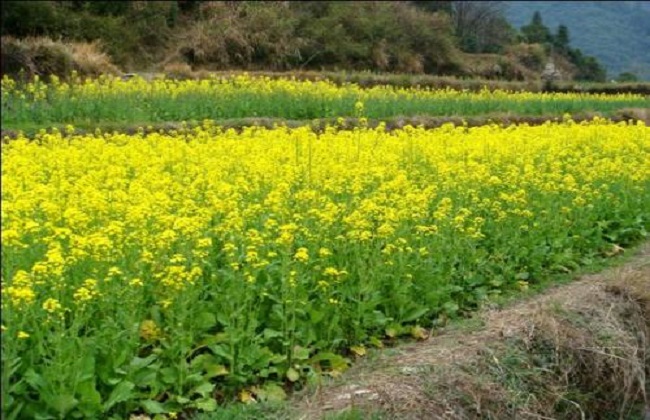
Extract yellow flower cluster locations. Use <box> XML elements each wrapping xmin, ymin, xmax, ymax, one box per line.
<box><xmin>1</xmin><ymin>118</ymin><xmax>648</xmax><ymax>343</ymax></box>
<box><xmin>2</xmin><ymin>73</ymin><xmax>644</xmax><ymax>110</ymax></box>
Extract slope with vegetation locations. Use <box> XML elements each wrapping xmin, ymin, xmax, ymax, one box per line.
<box><xmin>0</xmin><ymin>1</ymin><xmax>616</xmax><ymax>84</ymax></box>
<box><xmin>2</xmin><ymin>3</ymin><xmax>649</xmax><ymax>420</ymax></box>
<box><xmin>504</xmin><ymin>1</ymin><xmax>650</xmax><ymax>81</ymax></box>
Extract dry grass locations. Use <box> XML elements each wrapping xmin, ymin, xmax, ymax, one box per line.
<box><xmin>617</xmin><ymin>108</ymin><xmax>650</xmax><ymax>125</ymax></box>
<box><xmin>293</xmin><ymin>244</ymin><xmax>650</xmax><ymax>419</ymax></box>
<box><xmin>0</xmin><ymin>36</ymin><xmax>119</xmax><ymax>80</ymax></box>
<box><xmin>67</xmin><ymin>40</ymin><xmax>120</xmax><ymax>77</ymax></box>
<box><xmin>161</xmin><ymin>61</ymin><xmax>196</xmax><ymax>80</ymax></box>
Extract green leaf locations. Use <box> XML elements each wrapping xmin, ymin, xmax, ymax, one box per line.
<box><xmin>103</xmin><ymin>380</ymin><xmax>134</xmax><ymax>411</ymax></box>
<box><xmin>350</xmin><ymin>345</ymin><xmax>366</xmax><ymax>356</ymax></box>
<box><xmin>77</xmin><ymin>355</ymin><xmax>96</xmax><ymax>383</ymax></box>
<box><xmin>401</xmin><ymin>307</ymin><xmax>429</xmax><ymax>323</ymax></box>
<box><xmin>46</xmin><ymin>394</ymin><xmax>78</xmax><ymax>416</ymax></box>
<box><xmin>308</xmin><ymin>308</ymin><xmax>325</xmax><ymax>324</ymax></box>
<box><xmin>34</xmin><ymin>411</ymin><xmax>57</xmax><ymax>420</ymax></box>
<box><xmin>6</xmin><ymin>357</ymin><xmax>22</xmax><ymax>377</ymax></box>
<box><xmin>309</xmin><ymin>352</ymin><xmax>350</xmax><ymax>374</ymax></box>
<box><xmin>160</xmin><ymin>367</ymin><xmax>179</xmax><ymax>385</ymax></box>
<box><xmin>150</xmin><ymin>305</ymin><xmax>162</xmax><ymax>325</ymax></box>
<box><xmin>263</xmin><ymin>328</ymin><xmax>283</xmax><ymax>339</ymax></box>
<box><xmin>515</xmin><ymin>272</ymin><xmax>530</xmax><ymax>280</ymax></box>
<box><xmin>210</xmin><ymin>344</ymin><xmax>233</xmax><ymax>361</ymax></box>
<box><xmin>77</xmin><ymin>381</ymin><xmax>102</xmax><ymax>415</ymax></box>
<box><xmin>204</xmin><ymin>364</ymin><xmax>229</xmax><ymax>378</ymax></box>
<box><xmin>292</xmin><ymin>345</ymin><xmax>310</xmax><ymax>361</ymax></box>
<box><xmin>257</xmin><ymin>383</ymin><xmax>286</xmax><ymax>402</ymax></box>
<box><xmin>194</xmin><ymin>397</ymin><xmax>217</xmax><ymax>412</ymax></box>
<box><xmin>286</xmin><ymin>367</ymin><xmax>300</xmax><ymax>382</ymax></box>
<box><xmin>184</xmin><ymin>373</ymin><xmax>204</xmax><ymax>385</ymax></box>
<box><xmin>195</xmin><ymin>311</ymin><xmax>217</xmax><ymax>330</ymax></box>
<box><xmin>489</xmin><ymin>278</ymin><xmax>504</xmax><ymax>287</ymax></box>
<box><xmin>5</xmin><ymin>400</ymin><xmax>25</xmax><ymax>420</ymax></box>
<box><xmin>132</xmin><ymin>366</ymin><xmax>158</xmax><ymax>386</ymax></box>
<box><xmin>370</xmin><ymin>336</ymin><xmax>384</xmax><ymax>348</ymax></box>
<box><xmin>192</xmin><ymin>382</ymin><xmax>215</xmax><ymax>398</ymax></box>
<box><xmin>175</xmin><ymin>395</ymin><xmax>191</xmax><ymax>405</ymax></box>
<box><xmin>140</xmin><ymin>399</ymin><xmax>166</xmax><ymax>414</ymax></box>
<box><xmin>129</xmin><ymin>354</ymin><xmax>157</xmax><ymax>372</ymax></box>
<box><xmin>442</xmin><ymin>301</ymin><xmax>459</xmax><ymax>315</ymax></box>
<box><xmin>189</xmin><ymin>353</ymin><xmax>211</xmax><ymax>368</ymax></box>
<box><xmin>24</xmin><ymin>369</ymin><xmax>46</xmax><ymax>391</ymax></box>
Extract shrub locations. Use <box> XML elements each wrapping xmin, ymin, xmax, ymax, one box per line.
<box><xmin>0</xmin><ymin>36</ymin><xmax>120</xmax><ymax>80</ymax></box>
<box><xmin>68</xmin><ymin>41</ymin><xmax>120</xmax><ymax>77</ymax></box>
<box><xmin>162</xmin><ymin>61</ymin><xmax>195</xmax><ymax>80</ymax></box>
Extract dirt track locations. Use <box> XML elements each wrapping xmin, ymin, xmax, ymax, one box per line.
<box><xmin>293</xmin><ymin>243</ymin><xmax>650</xmax><ymax>420</ymax></box>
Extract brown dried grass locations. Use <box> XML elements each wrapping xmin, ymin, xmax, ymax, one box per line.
<box><xmin>0</xmin><ymin>36</ymin><xmax>119</xmax><ymax>79</ymax></box>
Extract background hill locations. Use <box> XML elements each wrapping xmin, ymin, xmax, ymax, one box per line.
<box><xmin>0</xmin><ymin>1</ymin><xmax>638</xmax><ymax>84</ymax></box>
<box><xmin>504</xmin><ymin>1</ymin><xmax>650</xmax><ymax>81</ymax></box>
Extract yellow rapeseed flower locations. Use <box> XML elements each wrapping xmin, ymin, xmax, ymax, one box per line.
<box><xmin>293</xmin><ymin>247</ymin><xmax>309</xmax><ymax>263</ymax></box>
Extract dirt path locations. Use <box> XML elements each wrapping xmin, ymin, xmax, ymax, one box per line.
<box><xmin>292</xmin><ymin>243</ymin><xmax>650</xmax><ymax>420</ymax></box>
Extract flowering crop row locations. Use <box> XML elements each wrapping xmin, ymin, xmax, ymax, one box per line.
<box><xmin>2</xmin><ymin>73</ymin><xmax>647</xmax><ymax>130</ymax></box>
<box><xmin>2</xmin><ymin>119</ymin><xmax>649</xmax><ymax>418</ymax></box>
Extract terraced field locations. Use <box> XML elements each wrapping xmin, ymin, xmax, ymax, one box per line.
<box><xmin>1</xmin><ymin>74</ymin><xmax>649</xmax><ymax>419</ymax></box>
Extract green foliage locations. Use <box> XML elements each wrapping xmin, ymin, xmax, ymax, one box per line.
<box><xmin>520</xmin><ymin>11</ymin><xmax>552</xmax><ymax>45</ymax></box>
<box><xmin>0</xmin><ymin>1</ymin><xmax>174</xmax><ymax>70</ymax></box>
<box><xmin>0</xmin><ymin>1</ymin><xmax>61</xmax><ymax>37</ymax></box>
<box><xmin>291</xmin><ymin>1</ymin><xmax>459</xmax><ymax>74</ymax></box>
<box><xmin>617</xmin><ymin>72</ymin><xmax>639</xmax><ymax>83</ymax></box>
<box><xmin>553</xmin><ymin>24</ymin><xmax>569</xmax><ymax>52</ymax></box>
<box><xmin>1</xmin><ymin>1</ymin><xmax>461</xmax><ymax>75</ymax></box>
<box><xmin>567</xmin><ymin>48</ymin><xmax>607</xmax><ymax>82</ymax></box>
<box><xmin>517</xmin><ymin>10</ymin><xmax>607</xmax><ymax>82</ymax></box>
<box><xmin>410</xmin><ymin>1</ymin><xmax>453</xmax><ymax>14</ymax></box>
<box><xmin>504</xmin><ymin>1</ymin><xmax>650</xmax><ymax>81</ymax></box>
<box><xmin>0</xmin><ymin>1</ymin><xmax>642</xmax><ymax>80</ymax></box>
<box><xmin>3</xmin><ymin>75</ymin><xmax>648</xmax><ymax>132</ymax></box>
<box><xmin>2</xmin><ymin>116</ymin><xmax>649</xmax><ymax>418</ymax></box>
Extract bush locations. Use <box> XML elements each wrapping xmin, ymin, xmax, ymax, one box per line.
<box><xmin>30</xmin><ymin>38</ymin><xmax>74</xmax><ymax>76</ymax></box>
<box><xmin>162</xmin><ymin>61</ymin><xmax>195</xmax><ymax>79</ymax></box>
<box><xmin>291</xmin><ymin>1</ymin><xmax>460</xmax><ymax>74</ymax></box>
<box><xmin>617</xmin><ymin>72</ymin><xmax>638</xmax><ymax>83</ymax></box>
<box><xmin>0</xmin><ymin>36</ymin><xmax>120</xmax><ymax>80</ymax></box>
<box><xmin>505</xmin><ymin>43</ymin><xmax>546</xmax><ymax>72</ymax></box>
<box><xmin>0</xmin><ymin>37</ymin><xmax>37</xmax><ymax>79</ymax></box>
<box><xmin>169</xmin><ymin>2</ymin><xmax>302</xmax><ymax>71</ymax></box>
<box><xmin>68</xmin><ymin>41</ymin><xmax>120</xmax><ymax>77</ymax></box>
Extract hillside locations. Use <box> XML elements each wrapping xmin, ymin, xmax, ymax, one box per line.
<box><xmin>0</xmin><ymin>1</ymin><xmax>619</xmax><ymax>83</ymax></box>
<box><xmin>504</xmin><ymin>1</ymin><xmax>650</xmax><ymax>81</ymax></box>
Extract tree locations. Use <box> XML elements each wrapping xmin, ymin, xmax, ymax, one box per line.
<box><xmin>448</xmin><ymin>1</ymin><xmax>515</xmax><ymax>53</ymax></box>
<box><xmin>1</xmin><ymin>1</ymin><xmax>61</xmax><ymax>37</ymax></box>
<box><xmin>568</xmin><ymin>48</ymin><xmax>607</xmax><ymax>82</ymax></box>
<box><xmin>410</xmin><ymin>1</ymin><xmax>453</xmax><ymax>14</ymax></box>
<box><xmin>617</xmin><ymin>72</ymin><xmax>638</xmax><ymax>82</ymax></box>
<box><xmin>521</xmin><ymin>11</ymin><xmax>552</xmax><ymax>45</ymax></box>
<box><xmin>553</xmin><ymin>24</ymin><xmax>569</xmax><ymax>52</ymax></box>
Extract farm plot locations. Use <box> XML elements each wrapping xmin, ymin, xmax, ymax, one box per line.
<box><xmin>2</xmin><ymin>118</ymin><xmax>649</xmax><ymax>418</ymax></box>
<box><xmin>2</xmin><ymin>73</ymin><xmax>648</xmax><ymax>132</ymax></box>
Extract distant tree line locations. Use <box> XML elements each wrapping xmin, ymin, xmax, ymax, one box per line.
<box><xmin>520</xmin><ymin>11</ymin><xmax>606</xmax><ymax>82</ymax></box>
<box><xmin>0</xmin><ymin>1</ymin><xmax>608</xmax><ymax>81</ymax></box>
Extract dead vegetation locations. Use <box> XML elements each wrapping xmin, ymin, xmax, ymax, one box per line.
<box><xmin>0</xmin><ymin>36</ymin><xmax>120</xmax><ymax>80</ymax></box>
<box><xmin>293</xmin><ymin>244</ymin><xmax>650</xmax><ymax>419</ymax></box>
<box><xmin>617</xmin><ymin>108</ymin><xmax>650</xmax><ymax>125</ymax></box>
